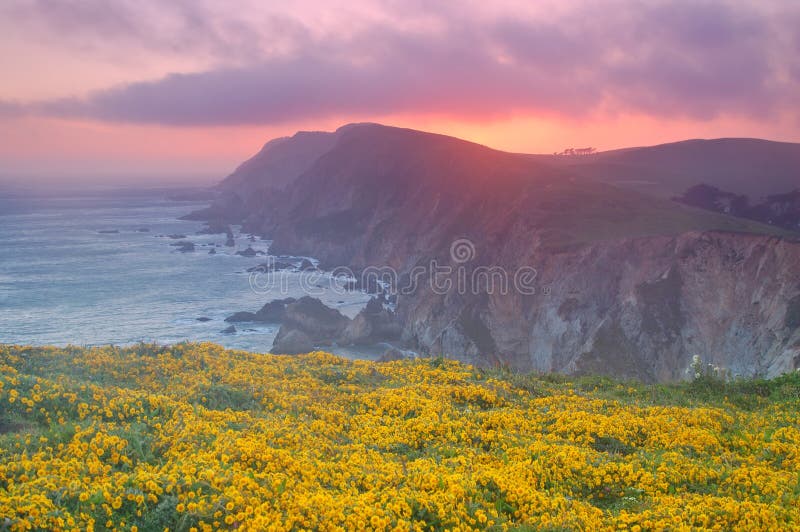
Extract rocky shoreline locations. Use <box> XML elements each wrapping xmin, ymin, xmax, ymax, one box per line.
<box><xmin>221</xmin><ymin>288</ymin><xmax>408</xmax><ymax>360</ymax></box>
<box><xmin>160</xmin><ymin>215</ymin><xmax>406</xmax><ymax>360</ymax></box>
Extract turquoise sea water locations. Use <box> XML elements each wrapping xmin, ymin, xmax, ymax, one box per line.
<box><xmin>0</xmin><ymin>188</ymin><xmax>371</xmax><ymax>356</ymax></box>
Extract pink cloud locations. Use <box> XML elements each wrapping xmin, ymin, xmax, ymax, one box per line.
<box><xmin>1</xmin><ymin>0</ymin><xmax>798</xmax><ymax>127</ymax></box>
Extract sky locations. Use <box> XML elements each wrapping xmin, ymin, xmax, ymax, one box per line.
<box><xmin>1</xmin><ymin>0</ymin><xmax>799</xmax><ymax>184</ymax></box>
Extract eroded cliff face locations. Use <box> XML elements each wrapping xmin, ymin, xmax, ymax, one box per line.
<box><xmin>399</xmin><ymin>232</ymin><xmax>800</xmax><ymax>381</ymax></box>
<box><xmin>195</xmin><ymin>124</ymin><xmax>800</xmax><ymax>381</ymax></box>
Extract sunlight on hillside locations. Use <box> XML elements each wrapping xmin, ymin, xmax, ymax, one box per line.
<box><xmin>1</xmin><ymin>343</ymin><xmax>798</xmax><ymax>531</ymax></box>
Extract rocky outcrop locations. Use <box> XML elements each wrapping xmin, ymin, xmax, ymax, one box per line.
<box><xmin>377</xmin><ymin>347</ymin><xmax>409</xmax><ymax>362</ymax></box>
<box><xmin>225</xmin><ymin>311</ymin><xmax>258</xmax><ymax>323</ymax></box>
<box><xmin>271</xmin><ymin>297</ymin><xmax>350</xmax><ymax>353</ymax></box>
<box><xmin>171</xmin><ymin>241</ymin><xmax>195</xmax><ymax>252</ymax></box>
<box><xmin>340</xmin><ymin>297</ymin><xmax>402</xmax><ymax>345</ymax></box>
<box><xmin>225</xmin><ymin>298</ymin><xmax>296</xmax><ymax>323</ymax></box>
<box><xmin>226</xmin><ymin>294</ymin><xmax>404</xmax><ymax>353</ymax></box>
<box><xmin>268</xmin><ymin>296</ymin><xmax>405</xmax><ymax>353</ymax></box>
<box><xmin>235</xmin><ymin>246</ymin><xmax>260</xmax><ymax>257</ymax></box>
<box><xmin>272</xmin><ymin>329</ymin><xmax>314</xmax><ymax>354</ymax></box>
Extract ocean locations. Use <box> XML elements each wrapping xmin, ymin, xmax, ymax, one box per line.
<box><xmin>0</xmin><ymin>187</ymin><xmax>374</xmax><ymax>356</ymax></box>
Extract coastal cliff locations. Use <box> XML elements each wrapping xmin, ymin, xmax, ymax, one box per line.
<box><xmin>398</xmin><ymin>231</ymin><xmax>800</xmax><ymax>381</ymax></box>
<box><xmin>194</xmin><ymin>123</ymin><xmax>800</xmax><ymax>380</ymax></box>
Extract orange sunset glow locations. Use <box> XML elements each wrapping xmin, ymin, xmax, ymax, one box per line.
<box><xmin>2</xmin><ymin>0</ymin><xmax>799</xmax><ymax>183</ymax></box>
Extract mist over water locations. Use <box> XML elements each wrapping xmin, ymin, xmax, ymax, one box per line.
<box><xmin>0</xmin><ymin>188</ymin><xmax>371</xmax><ymax>355</ymax></box>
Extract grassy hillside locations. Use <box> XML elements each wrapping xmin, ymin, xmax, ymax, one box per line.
<box><xmin>512</xmin><ymin>182</ymin><xmax>792</xmax><ymax>250</ymax></box>
<box><xmin>227</xmin><ymin>124</ymin><xmax>791</xmax><ymax>270</ymax></box>
<box><xmin>1</xmin><ymin>343</ymin><xmax>799</xmax><ymax>531</ymax></box>
<box><xmin>541</xmin><ymin>138</ymin><xmax>800</xmax><ymax>200</ymax></box>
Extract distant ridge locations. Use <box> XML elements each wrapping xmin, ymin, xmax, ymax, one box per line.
<box><xmin>542</xmin><ymin>137</ymin><xmax>800</xmax><ymax>200</ymax></box>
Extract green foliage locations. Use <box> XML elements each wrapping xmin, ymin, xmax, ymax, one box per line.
<box><xmin>134</xmin><ymin>495</ymin><xmax>183</xmax><ymax>531</ymax></box>
<box><xmin>591</xmin><ymin>435</ymin><xmax>636</xmax><ymax>456</ymax></box>
<box><xmin>407</xmin><ymin>498</ymin><xmax>446</xmax><ymax>531</ymax></box>
<box><xmin>195</xmin><ymin>383</ymin><xmax>259</xmax><ymax>411</ymax></box>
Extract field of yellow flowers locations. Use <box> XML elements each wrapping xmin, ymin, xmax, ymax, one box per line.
<box><xmin>0</xmin><ymin>343</ymin><xmax>799</xmax><ymax>531</ymax></box>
